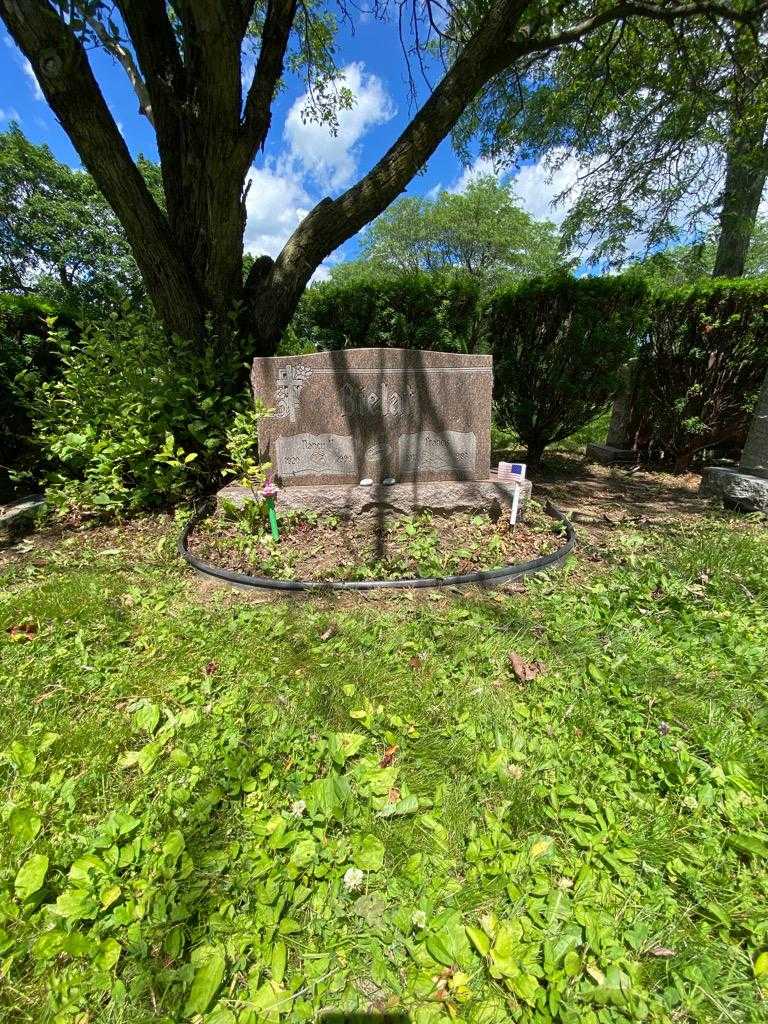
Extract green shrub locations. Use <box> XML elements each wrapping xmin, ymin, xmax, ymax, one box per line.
<box><xmin>32</xmin><ymin>313</ymin><xmax>251</xmax><ymax>512</ymax></box>
<box><xmin>290</xmin><ymin>271</ymin><xmax>482</xmax><ymax>352</ymax></box>
<box><xmin>629</xmin><ymin>279</ymin><xmax>768</xmax><ymax>470</ymax></box>
<box><xmin>0</xmin><ymin>294</ymin><xmax>77</xmax><ymax>492</ymax></box>
<box><xmin>485</xmin><ymin>275</ymin><xmax>647</xmax><ymax>463</ymax></box>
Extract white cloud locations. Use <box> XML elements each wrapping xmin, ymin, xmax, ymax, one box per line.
<box><xmin>448</xmin><ymin>155</ymin><xmax>500</xmax><ymax>194</ymax></box>
<box><xmin>245</xmin><ymin>60</ymin><xmax>394</xmax><ymax>264</ymax></box>
<box><xmin>427</xmin><ymin>156</ymin><xmax>501</xmax><ymax>199</ymax></box>
<box><xmin>21</xmin><ymin>57</ymin><xmax>44</xmax><ymax>101</ymax></box>
<box><xmin>284</xmin><ymin>62</ymin><xmax>395</xmax><ymax>190</ymax></box>
<box><xmin>512</xmin><ymin>149</ymin><xmax>657</xmax><ymax>266</ymax></box>
<box><xmin>512</xmin><ymin>150</ymin><xmax>585</xmax><ymax>225</ymax></box>
<box><xmin>2</xmin><ymin>35</ymin><xmax>44</xmax><ymax>101</ymax></box>
<box><xmin>0</xmin><ymin>107</ymin><xmax>21</xmax><ymax>122</ymax></box>
<box><xmin>310</xmin><ymin>264</ymin><xmax>332</xmax><ymax>283</ymax></box>
<box><xmin>244</xmin><ymin>160</ymin><xmax>312</xmax><ymax>258</ymax></box>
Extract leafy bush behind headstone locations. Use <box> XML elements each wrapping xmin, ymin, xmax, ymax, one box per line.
<box><xmin>484</xmin><ymin>275</ymin><xmax>647</xmax><ymax>463</ymax></box>
<box><xmin>628</xmin><ymin>279</ymin><xmax>768</xmax><ymax>470</ymax></box>
<box><xmin>287</xmin><ymin>272</ymin><xmax>482</xmax><ymax>353</ymax></box>
<box><xmin>0</xmin><ymin>294</ymin><xmax>78</xmax><ymax>492</ymax></box>
<box><xmin>30</xmin><ymin>313</ymin><xmax>251</xmax><ymax>511</ymax></box>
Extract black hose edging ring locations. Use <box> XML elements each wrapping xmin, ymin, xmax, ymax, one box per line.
<box><xmin>178</xmin><ymin>499</ymin><xmax>575</xmax><ymax>592</ymax></box>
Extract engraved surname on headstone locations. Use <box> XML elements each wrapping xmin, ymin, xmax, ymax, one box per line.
<box><xmin>398</xmin><ymin>431</ymin><xmax>477</xmax><ymax>475</ymax></box>
<box><xmin>342</xmin><ymin>379</ymin><xmax>413</xmax><ymax>420</ymax></box>
<box><xmin>277</xmin><ymin>433</ymin><xmax>355</xmax><ymax>479</ymax></box>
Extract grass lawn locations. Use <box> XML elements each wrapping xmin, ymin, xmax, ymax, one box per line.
<box><xmin>1</xmin><ymin>467</ymin><xmax>767</xmax><ymax>1024</ymax></box>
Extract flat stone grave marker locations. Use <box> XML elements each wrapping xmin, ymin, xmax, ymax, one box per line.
<box><xmin>251</xmin><ymin>348</ymin><xmax>493</xmax><ymax>486</ymax></box>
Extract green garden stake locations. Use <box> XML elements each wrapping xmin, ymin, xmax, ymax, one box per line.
<box><xmin>262</xmin><ymin>476</ymin><xmax>280</xmax><ymax>541</ymax></box>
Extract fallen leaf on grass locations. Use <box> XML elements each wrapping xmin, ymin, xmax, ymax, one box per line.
<box><xmin>507</xmin><ymin>652</ymin><xmax>545</xmax><ymax>682</ymax></box>
<box><xmin>379</xmin><ymin>745</ymin><xmax>398</xmax><ymax>768</ymax></box>
<box><xmin>7</xmin><ymin>622</ymin><xmax>37</xmax><ymax>641</ymax></box>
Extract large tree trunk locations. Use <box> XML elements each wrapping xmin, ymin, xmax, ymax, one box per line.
<box><xmin>712</xmin><ymin>111</ymin><xmax>768</xmax><ymax>278</ymax></box>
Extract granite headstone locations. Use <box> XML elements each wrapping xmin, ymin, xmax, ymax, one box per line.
<box><xmin>251</xmin><ymin>348</ymin><xmax>492</xmax><ymax>485</ymax></box>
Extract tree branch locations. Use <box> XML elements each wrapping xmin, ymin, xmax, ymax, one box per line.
<box><xmin>84</xmin><ymin>13</ymin><xmax>154</xmax><ymax>124</ymax></box>
<box><xmin>519</xmin><ymin>0</ymin><xmax>765</xmax><ymax>55</ymax></box>
<box><xmin>255</xmin><ymin>0</ymin><xmax>762</xmax><ymax>339</ymax></box>
<box><xmin>115</xmin><ymin>1</ymin><xmax>187</xmax><ymax>167</ymax></box>
<box><xmin>239</xmin><ymin>0</ymin><xmax>298</xmax><ymax>166</ymax></box>
<box><xmin>0</xmin><ymin>0</ymin><xmax>203</xmax><ymax>336</ymax></box>
<box><xmin>265</xmin><ymin>0</ymin><xmax>530</xmax><ymax>315</ymax></box>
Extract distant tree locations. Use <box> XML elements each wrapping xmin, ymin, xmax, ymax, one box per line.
<box><xmin>332</xmin><ymin>176</ymin><xmax>565</xmax><ymax>289</ymax></box>
<box><xmin>0</xmin><ymin>125</ymin><xmax>159</xmax><ymax>311</ymax></box>
<box><xmin>457</xmin><ymin>14</ymin><xmax>768</xmax><ymax>277</ymax></box>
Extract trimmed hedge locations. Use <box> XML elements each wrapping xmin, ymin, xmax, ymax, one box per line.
<box><xmin>484</xmin><ymin>275</ymin><xmax>647</xmax><ymax>463</ymax></box>
<box><xmin>288</xmin><ymin>273</ymin><xmax>482</xmax><ymax>353</ymax></box>
<box><xmin>629</xmin><ymin>279</ymin><xmax>768</xmax><ymax>470</ymax></box>
<box><xmin>291</xmin><ymin>272</ymin><xmax>768</xmax><ymax>468</ymax></box>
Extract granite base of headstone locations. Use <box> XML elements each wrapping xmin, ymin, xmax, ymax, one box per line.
<box><xmin>217</xmin><ymin>475</ymin><xmax>533</xmax><ymax>519</ymax></box>
<box><xmin>699</xmin><ymin>370</ymin><xmax>768</xmax><ymax>512</ymax></box>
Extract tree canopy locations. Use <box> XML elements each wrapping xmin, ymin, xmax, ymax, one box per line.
<box><xmin>1</xmin><ymin>0</ymin><xmax>762</xmax><ymax>355</ymax></box>
<box><xmin>0</xmin><ymin>125</ymin><xmax>158</xmax><ymax>311</ymax></box>
<box><xmin>455</xmin><ymin>10</ymin><xmax>768</xmax><ymax>275</ymax></box>
<box><xmin>332</xmin><ymin>176</ymin><xmax>566</xmax><ymax>289</ymax></box>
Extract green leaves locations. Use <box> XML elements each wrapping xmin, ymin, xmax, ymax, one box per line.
<box><xmin>2</xmin><ymin>510</ymin><xmax>768</xmax><ymax>1024</ymax></box>
<box><xmin>271</xmin><ymin>941</ymin><xmax>287</xmax><ymax>984</ymax></box>
<box><xmin>184</xmin><ymin>946</ymin><xmax>226</xmax><ymax>1017</ymax></box>
<box><xmin>14</xmin><ymin>853</ymin><xmax>48</xmax><ymax>900</ymax></box>
<box><xmin>8</xmin><ymin>806</ymin><xmax>42</xmax><ymax>844</ymax></box>
<box><xmin>353</xmin><ymin>834</ymin><xmax>385</xmax><ymax>871</ymax></box>
<box><xmin>726</xmin><ymin>832</ymin><xmax>768</xmax><ymax>859</ymax></box>
<box><xmin>301</xmin><ymin>772</ymin><xmax>351</xmax><ymax>819</ymax></box>
<box><xmin>132</xmin><ymin>699</ymin><xmax>161</xmax><ymax>735</ymax></box>
<box><xmin>290</xmin><ymin>837</ymin><xmax>317</xmax><ymax>868</ymax></box>
<box><xmin>466</xmin><ymin>926</ymin><xmax>491</xmax><ymax>958</ymax></box>
<box><xmin>50</xmin><ymin>889</ymin><xmax>99</xmax><ymax>922</ymax></box>
<box><xmin>7</xmin><ymin>741</ymin><xmax>36</xmax><ymax>777</ymax></box>
<box><xmin>328</xmin><ymin>732</ymin><xmax>366</xmax><ymax>765</ymax></box>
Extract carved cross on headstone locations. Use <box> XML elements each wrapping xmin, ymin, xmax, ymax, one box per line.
<box><xmin>276</xmin><ymin>364</ymin><xmax>311</xmax><ymax>422</ymax></box>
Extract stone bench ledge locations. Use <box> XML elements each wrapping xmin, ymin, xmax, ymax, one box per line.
<box><xmin>217</xmin><ymin>477</ymin><xmax>533</xmax><ymax>519</ymax></box>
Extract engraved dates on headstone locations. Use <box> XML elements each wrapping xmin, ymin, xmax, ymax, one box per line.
<box><xmin>276</xmin><ymin>433</ymin><xmax>356</xmax><ymax>480</ymax></box>
<box><xmin>398</xmin><ymin>431</ymin><xmax>477</xmax><ymax>475</ymax></box>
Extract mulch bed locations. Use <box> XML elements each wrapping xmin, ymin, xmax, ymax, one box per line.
<box><xmin>187</xmin><ymin>504</ymin><xmax>563</xmax><ymax>582</ymax></box>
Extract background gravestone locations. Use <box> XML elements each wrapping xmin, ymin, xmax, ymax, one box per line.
<box><xmin>585</xmin><ymin>359</ymin><xmax>637</xmax><ymax>464</ymax></box>
<box><xmin>251</xmin><ymin>348</ymin><xmax>493</xmax><ymax>485</ymax></box>
<box><xmin>700</xmin><ymin>369</ymin><xmax>768</xmax><ymax>511</ymax></box>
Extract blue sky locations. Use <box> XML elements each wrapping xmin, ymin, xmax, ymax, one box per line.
<box><xmin>0</xmin><ymin>13</ymin><xmax>580</xmax><ymax>279</ymax></box>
